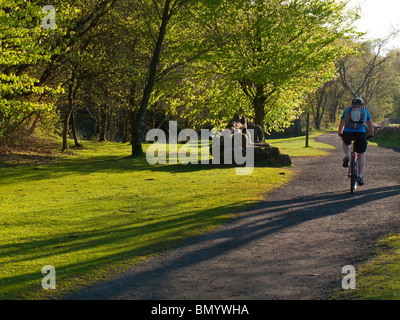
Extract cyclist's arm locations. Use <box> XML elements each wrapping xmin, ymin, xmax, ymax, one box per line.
<box><xmin>366</xmin><ymin>119</ymin><xmax>374</xmax><ymax>137</ymax></box>
<box><xmin>338</xmin><ymin>118</ymin><xmax>345</xmax><ymax>136</ymax></box>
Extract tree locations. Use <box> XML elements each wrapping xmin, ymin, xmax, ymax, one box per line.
<box><xmin>338</xmin><ymin>38</ymin><xmax>400</xmax><ymax>121</ymax></box>
<box><xmin>0</xmin><ymin>1</ymin><xmax>64</xmax><ymax>146</ymax></box>
<box><xmin>192</xmin><ymin>0</ymin><xmax>357</xmax><ymax>133</ymax></box>
<box><xmin>339</xmin><ymin>40</ymin><xmax>389</xmax><ymax>102</ymax></box>
<box><xmin>307</xmin><ymin>80</ymin><xmax>335</xmax><ymax>130</ymax></box>
<box><xmin>132</xmin><ymin>0</ymin><xmax>180</xmax><ymax>155</ymax></box>
<box><xmin>140</xmin><ymin>0</ymin><xmax>359</xmax><ymax>137</ymax></box>
<box><xmin>130</xmin><ymin>0</ymin><xmax>215</xmax><ymax>155</ymax></box>
<box><xmin>306</xmin><ymin>73</ymin><xmax>347</xmax><ymax>129</ymax></box>
<box><xmin>388</xmin><ymin>50</ymin><xmax>400</xmax><ymax>123</ymax></box>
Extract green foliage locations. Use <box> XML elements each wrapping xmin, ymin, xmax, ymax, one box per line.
<box><xmin>0</xmin><ymin>0</ymin><xmax>361</xmax><ymax>147</ymax></box>
<box><xmin>0</xmin><ymin>1</ymin><xmax>65</xmax><ymax>143</ymax></box>
<box><xmin>162</xmin><ymin>0</ymin><xmax>358</xmax><ymax>132</ymax></box>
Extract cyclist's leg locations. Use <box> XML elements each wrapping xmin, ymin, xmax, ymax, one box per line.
<box><xmin>341</xmin><ymin>133</ymin><xmax>352</xmax><ymax>167</ymax></box>
<box><xmin>342</xmin><ymin>132</ymin><xmax>352</xmax><ymax>154</ymax></box>
<box><xmin>358</xmin><ymin>152</ymin><xmax>365</xmax><ymax>176</ymax></box>
<box><xmin>354</xmin><ymin>132</ymin><xmax>368</xmax><ymax>185</ymax></box>
<box><xmin>357</xmin><ymin>153</ymin><xmax>365</xmax><ymax>186</ymax></box>
<box><xmin>342</xmin><ymin>141</ymin><xmax>350</xmax><ymax>167</ymax></box>
<box><xmin>343</xmin><ymin>141</ymin><xmax>350</xmax><ymax>155</ymax></box>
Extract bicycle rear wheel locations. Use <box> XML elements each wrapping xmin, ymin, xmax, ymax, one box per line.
<box><xmin>350</xmin><ymin>158</ymin><xmax>357</xmax><ymax>194</ymax></box>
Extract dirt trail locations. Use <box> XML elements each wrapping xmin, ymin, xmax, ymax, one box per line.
<box><xmin>66</xmin><ymin>133</ymin><xmax>400</xmax><ymax>300</ymax></box>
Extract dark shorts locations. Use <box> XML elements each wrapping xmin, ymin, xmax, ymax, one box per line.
<box><xmin>342</xmin><ymin>132</ymin><xmax>368</xmax><ymax>154</ymax></box>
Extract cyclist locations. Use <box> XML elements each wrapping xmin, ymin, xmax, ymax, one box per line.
<box><xmin>338</xmin><ymin>97</ymin><xmax>374</xmax><ymax>186</ymax></box>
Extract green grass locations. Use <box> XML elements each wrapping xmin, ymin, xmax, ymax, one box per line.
<box><xmin>333</xmin><ymin>235</ymin><xmax>400</xmax><ymax>300</ymax></box>
<box><xmin>1</xmin><ymin>140</ymin><xmax>294</xmax><ymax>300</ymax></box>
<box><xmin>369</xmin><ymin>131</ymin><xmax>400</xmax><ymax>150</ymax></box>
<box><xmin>0</xmin><ymin>132</ymin><xmax>335</xmax><ymax>300</ymax></box>
<box><xmin>268</xmin><ymin>131</ymin><xmax>335</xmax><ymax>157</ymax></box>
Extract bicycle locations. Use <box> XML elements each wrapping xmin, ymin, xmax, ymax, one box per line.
<box><xmin>341</xmin><ymin>134</ymin><xmax>373</xmax><ymax>194</ymax></box>
<box><xmin>348</xmin><ymin>141</ymin><xmax>358</xmax><ymax>194</ymax></box>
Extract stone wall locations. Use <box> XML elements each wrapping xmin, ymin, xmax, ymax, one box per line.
<box><xmin>374</xmin><ymin>125</ymin><xmax>400</xmax><ymax>137</ymax></box>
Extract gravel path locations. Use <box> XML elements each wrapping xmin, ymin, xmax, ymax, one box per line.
<box><xmin>66</xmin><ymin>133</ymin><xmax>400</xmax><ymax>300</ymax></box>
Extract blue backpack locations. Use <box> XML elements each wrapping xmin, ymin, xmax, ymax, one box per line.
<box><xmin>345</xmin><ymin>106</ymin><xmax>365</xmax><ymax>130</ymax></box>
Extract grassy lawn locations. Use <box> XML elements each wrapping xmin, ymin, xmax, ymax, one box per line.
<box><xmin>0</xmin><ymin>132</ymin><xmax>334</xmax><ymax>300</ymax></box>
<box><xmin>369</xmin><ymin>129</ymin><xmax>400</xmax><ymax>150</ymax></box>
<box><xmin>268</xmin><ymin>131</ymin><xmax>335</xmax><ymax>157</ymax></box>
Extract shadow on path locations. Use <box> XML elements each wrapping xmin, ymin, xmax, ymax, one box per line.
<box><xmin>66</xmin><ymin>184</ymin><xmax>400</xmax><ymax>300</ymax></box>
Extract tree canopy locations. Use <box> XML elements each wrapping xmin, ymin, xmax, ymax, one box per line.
<box><xmin>1</xmin><ymin>0</ymin><xmax>399</xmax><ymax>154</ymax></box>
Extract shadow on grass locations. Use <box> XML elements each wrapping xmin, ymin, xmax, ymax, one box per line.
<box><xmin>2</xmin><ymin>175</ymin><xmax>399</xmax><ymax>299</ymax></box>
<box><xmin>0</xmin><ymin>199</ymin><xmax>251</xmax><ymax>299</ymax></box>
<box><xmin>57</xmin><ymin>184</ymin><xmax>400</xmax><ymax>300</ymax></box>
<box><xmin>0</xmin><ymin>147</ymin><xmax>291</xmax><ymax>298</ymax></box>
<box><xmin>0</xmin><ymin>152</ymin><xmax>288</xmax><ymax>186</ymax></box>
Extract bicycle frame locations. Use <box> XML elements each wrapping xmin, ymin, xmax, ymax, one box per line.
<box><xmin>348</xmin><ymin>142</ymin><xmax>358</xmax><ymax>194</ymax></box>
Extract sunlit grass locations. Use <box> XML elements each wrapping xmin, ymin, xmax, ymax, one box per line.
<box><xmin>0</xmin><ymin>129</ymin><xmax>339</xmax><ymax>300</ymax></box>
<box><xmin>368</xmin><ymin>131</ymin><xmax>400</xmax><ymax>149</ymax></box>
<box><xmin>268</xmin><ymin>131</ymin><xmax>335</xmax><ymax>157</ymax></box>
<box><xmin>333</xmin><ymin>235</ymin><xmax>400</xmax><ymax>300</ymax></box>
<box><xmin>1</xmin><ymin>140</ymin><xmax>297</xmax><ymax>299</ymax></box>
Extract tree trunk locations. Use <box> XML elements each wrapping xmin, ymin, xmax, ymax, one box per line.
<box><xmin>70</xmin><ymin>112</ymin><xmax>82</xmax><ymax>148</ymax></box>
<box><xmin>99</xmin><ymin>111</ymin><xmax>107</xmax><ymax>142</ymax></box>
<box><xmin>28</xmin><ymin>112</ymin><xmax>40</xmax><ymax>135</ymax></box>
<box><xmin>130</xmin><ymin>110</ymin><xmax>137</xmax><ymax>146</ymax></box>
<box><xmin>149</xmin><ymin>110</ymin><xmax>157</xmax><ymax>131</ymax></box>
<box><xmin>331</xmin><ymin>99</ymin><xmax>339</xmax><ymax>125</ymax></box>
<box><xmin>314</xmin><ymin>108</ymin><xmax>321</xmax><ymax>130</ymax></box>
<box><xmin>131</xmin><ymin>0</ymin><xmax>171</xmax><ymax>156</ymax></box>
<box><xmin>62</xmin><ymin>107</ymin><xmax>72</xmax><ymax>151</ymax></box>
<box><xmin>306</xmin><ymin>112</ymin><xmax>310</xmax><ymax>148</ymax></box>
<box><xmin>62</xmin><ymin>77</ymin><xmax>80</xmax><ymax>151</ymax></box>
<box><xmin>62</xmin><ymin>82</ymin><xmax>75</xmax><ymax>151</ymax></box>
<box><xmin>123</xmin><ymin>107</ymin><xmax>130</xmax><ymax>143</ymax></box>
<box><xmin>253</xmin><ymin>85</ymin><xmax>270</xmax><ymax>135</ymax></box>
<box><xmin>253</xmin><ymin>95</ymin><xmax>266</xmax><ymax>130</ymax></box>
<box><xmin>99</xmin><ymin>108</ymin><xmax>107</xmax><ymax>142</ymax></box>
